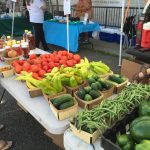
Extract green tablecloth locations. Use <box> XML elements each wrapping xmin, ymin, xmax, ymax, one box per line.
<box><xmin>0</xmin><ymin>17</ymin><xmax>32</xmax><ymax>36</ymax></box>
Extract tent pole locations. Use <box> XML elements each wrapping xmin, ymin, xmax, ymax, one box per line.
<box><xmin>11</xmin><ymin>1</ymin><xmax>15</xmax><ymax>38</ymax></box>
<box><xmin>66</xmin><ymin>14</ymin><xmax>69</xmax><ymax>53</ymax></box>
<box><xmin>118</xmin><ymin>0</ymin><xmax>125</xmax><ymax>67</ymax></box>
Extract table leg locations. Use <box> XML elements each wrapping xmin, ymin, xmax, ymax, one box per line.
<box><xmin>0</xmin><ymin>89</ymin><xmax>6</xmax><ymax>105</ymax></box>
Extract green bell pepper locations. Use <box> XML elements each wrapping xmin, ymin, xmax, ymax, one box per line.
<box><xmin>139</xmin><ymin>101</ymin><xmax>150</xmax><ymax>116</ymax></box>
<box><xmin>135</xmin><ymin>140</ymin><xmax>150</xmax><ymax>150</ymax></box>
<box><xmin>117</xmin><ymin>134</ymin><xmax>134</xmax><ymax>150</ymax></box>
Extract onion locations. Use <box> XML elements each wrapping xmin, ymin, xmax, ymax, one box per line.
<box><xmin>138</xmin><ymin>72</ymin><xmax>145</xmax><ymax>79</ymax></box>
<box><xmin>7</xmin><ymin>50</ymin><xmax>17</xmax><ymax>58</ymax></box>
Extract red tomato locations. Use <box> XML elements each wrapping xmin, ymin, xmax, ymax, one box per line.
<box><xmin>34</xmin><ymin>59</ymin><xmax>41</xmax><ymax>64</ymax></box>
<box><xmin>61</xmin><ymin>56</ymin><xmax>68</xmax><ymax>61</ymax></box>
<box><xmin>15</xmin><ymin>65</ymin><xmax>22</xmax><ymax>74</ymax></box>
<box><xmin>37</xmin><ymin>64</ymin><xmax>42</xmax><ymax>69</ymax></box>
<box><xmin>62</xmin><ymin>64</ymin><xmax>67</xmax><ymax>68</ymax></box>
<box><xmin>29</xmin><ymin>54</ymin><xmax>37</xmax><ymax>59</ymax></box>
<box><xmin>42</xmin><ymin>61</ymin><xmax>49</xmax><ymax>66</ymax></box>
<box><xmin>43</xmin><ymin>65</ymin><xmax>49</xmax><ymax>72</ymax></box>
<box><xmin>18</xmin><ymin>60</ymin><xmax>24</xmax><ymax>66</ymax></box>
<box><xmin>38</xmin><ymin>69</ymin><xmax>46</xmax><ymax>77</ymax></box>
<box><xmin>22</xmin><ymin>62</ymin><xmax>30</xmax><ymax>71</ymax></box>
<box><xmin>59</xmin><ymin>60</ymin><xmax>66</xmax><ymax>65</ymax></box>
<box><xmin>55</xmin><ymin>63</ymin><xmax>59</xmax><ymax>67</ymax></box>
<box><xmin>12</xmin><ymin>60</ymin><xmax>19</xmax><ymax>67</ymax></box>
<box><xmin>27</xmin><ymin>59</ymin><xmax>34</xmax><ymax>65</ymax></box>
<box><xmin>68</xmin><ymin>53</ymin><xmax>74</xmax><ymax>59</ymax></box>
<box><xmin>53</xmin><ymin>51</ymin><xmax>58</xmax><ymax>55</ymax></box>
<box><xmin>58</xmin><ymin>51</ymin><xmax>63</xmax><ymax>56</ymax></box>
<box><xmin>30</xmin><ymin>65</ymin><xmax>39</xmax><ymax>73</ymax></box>
<box><xmin>47</xmin><ymin>69</ymin><xmax>52</xmax><ymax>73</ymax></box>
<box><xmin>48</xmin><ymin>62</ymin><xmax>55</xmax><ymax>69</ymax></box>
<box><xmin>54</xmin><ymin>57</ymin><xmax>59</xmax><ymax>63</ymax></box>
<box><xmin>72</xmin><ymin>60</ymin><xmax>77</xmax><ymax>65</ymax></box>
<box><xmin>32</xmin><ymin>73</ymin><xmax>41</xmax><ymax>80</ymax></box>
<box><xmin>62</xmin><ymin>51</ymin><xmax>68</xmax><ymax>56</ymax></box>
<box><xmin>66</xmin><ymin>60</ymin><xmax>74</xmax><ymax>67</ymax></box>
<box><xmin>73</xmin><ymin>54</ymin><xmax>81</xmax><ymax>62</ymax></box>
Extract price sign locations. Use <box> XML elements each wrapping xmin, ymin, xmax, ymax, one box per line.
<box><xmin>64</xmin><ymin>0</ymin><xmax>71</xmax><ymax>15</ymax></box>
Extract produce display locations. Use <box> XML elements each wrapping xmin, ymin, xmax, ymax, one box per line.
<box><xmin>51</xmin><ymin>94</ymin><xmax>74</xmax><ymax>110</ymax></box>
<box><xmin>117</xmin><ymin>100</ymin><xmax>150</xmax><ymax>150</ymax></box>
<box><xmin>76</xmin><ymin>86</ymin><xmax>101</xmax><ymax>101</ymax></box>
<box><xmin>71</xmin><ymin>84</ymin><xmax>150</xmax><ymax>135</ymax></box>
<box><xmin>108</xmin><ymin>74</ymin><xmax>127</xmax><ymax>84</ymax></box>
<box><xmin>12</xmin><ymin>51</ymin><xmax>81</xmax><ymax>78</ymax></box>
<box><xmin>87</xmin><ymin>75</ymin><xmax>113</xmax><ymax>91</ymax></box>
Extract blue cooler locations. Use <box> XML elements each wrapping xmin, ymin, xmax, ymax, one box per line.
<box><xmin>99</xmin><ymin>28</ymin><xmax>117</xmax><ymax>42</ymax></box>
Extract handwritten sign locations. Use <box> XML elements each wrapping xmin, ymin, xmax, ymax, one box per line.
<box><xmin>64</xmin><ymin>0</ymin><xmax>71</xmax><ymax>15</ymax></box>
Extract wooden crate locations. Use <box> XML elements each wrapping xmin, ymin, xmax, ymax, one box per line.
<box><xmin>0</xmin><ymin>65</ymin><xmax>14</xmax><ymax>78</ymax></box>
<box><xmin>43</xmin><ymin>87</ymin><xmax>67</xmax><ymax>103</ymax></box>
<box><xmin>70</xmin><ymin>123</ymin><xmax>101</xmax><ymax>144</ymax></box>
<box><xmin>49</xmin><ymin>95</ymin><xmax>78</xmax><ymax>120</ymax></box>
<box><xmin>65</xmin><ymin>80</ymin><xmax>87</xmax><ymax>96</ymax></box>
<box><xmin>74</xmin><ymin>91</ymin><xmax>103</xmax><ymax>110</ymax></box>
<box><xmin>101</xmin><ymin>86</ymin><xmax>114</xmax><ymax>99</ymax></box>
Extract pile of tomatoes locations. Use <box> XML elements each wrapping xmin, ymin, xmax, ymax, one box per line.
<box><xmin>12</xmin><ymin>51</ymin><xmax>81</xmax><ymax>80</ymax></box>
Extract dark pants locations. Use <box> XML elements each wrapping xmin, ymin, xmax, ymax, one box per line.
<box><xmin>32</xmin><ymin>23</ymin><xmax>48</xmax><ymax>51</ymax></box>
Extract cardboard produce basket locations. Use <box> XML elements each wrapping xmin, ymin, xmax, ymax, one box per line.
<box><xmin>99</xmin><ymin>70</ymin><xmax>113</xmax><ymax>79</ymax></box>
<box><xmin>43</xmin><ymin>87</ymin><xmax>67</xmax><ymax>102</ymax></box>
<box><xmin>3</xmin><ymin>55</ymin><xmax>21</xmax><ymax>65</ymax></box>
<box><xmin>112</xmin><ymin>79</ymin><xmax>129</xmax><ymax>94</ymax></box>
<box><xmin>26</xmin><ymin>83</ymin><xmax>43</xmax><ymax>98</ymax></box>
<box><xmin>74</xmin><ymin>91</ymin><xmax>104</xmax><ymax>110</ymax></box>
<box><xmin>65</xmin><ymin>80</ymin><xmax>87</xmax><ymax>96</ymax></box>
<box><xmin>0</xmin><ymin>65</ymin><xmax>14</xmax><ymax>78</ymax></box>
<box><xmin>70</xmin><ymin>123</ymin><xmax>101</xmax><ymax>144</ymax></box>
<box><xmin>101</xmin><ymin>86</ymin><xmax>114</xmax><ymax>99</ymax></box>
<box><xmin>49</xmin><ymin>95</ymin><xmax>78</xmax><ymax>120</ymax></box>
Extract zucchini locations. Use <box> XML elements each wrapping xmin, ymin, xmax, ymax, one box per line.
<box><xmin>52</xmin><ymin>94</ymin><xmax>73</xmax><ymax>107</ymax></box>
<box><xmin>59</xmin><ymin>100</ymin><xmax>74</xmax><ymax>110</ymax></box>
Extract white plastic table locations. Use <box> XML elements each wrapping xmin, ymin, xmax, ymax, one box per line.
<box><xmin>64</xmin><ymin>129</ymin><xmax>104</xmax><ymax>150</ymax></box>
<box><xmin>0</xmin><ymin>48</ymin><xmax>70</xmax><ymax>135</ymax></box>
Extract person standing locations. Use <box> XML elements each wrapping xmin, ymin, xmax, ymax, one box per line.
<box><xmin>26</xmin><ymin>0</ymin><xmax>50</xmax><ymax>51</ymax></box>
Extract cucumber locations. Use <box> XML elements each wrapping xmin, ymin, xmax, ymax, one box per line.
<box><xmin>52</xmin><ymin>94</ymin><xmax>73</xmax><ymax>107</ymax></box>
<box><xmin>59</xmin><ymin>100</ymin><xmax>74</xmax><ymax>110</ymax></box>
<box><xmin>109</xmin><ymin>75</ymin><xmax>125</xmax><ymax>84</ymax></box>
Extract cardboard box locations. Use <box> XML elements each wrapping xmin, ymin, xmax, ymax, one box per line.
<box><xmin>0</xmin><ymin>65</ymin><xmax>14</xmax><ymax>78</ymax></box>
<box><xmin>121</xmin><ymin>59</ymin><xmax>145</xmax><ymax>82</ymax></box>
<box><xmin>70</xmin><ymin>123</ymin><xmax>101</xmax><ymax>144</ymax></box>
<box><xmin>49</xmin><ymin>95</ymin><xmax>78</xmax><ymax>120</ymax></box>
<box><xmin>74</xmin><ymin>91</ymin><xmax>104</xmax><ymax>110</ymax></box>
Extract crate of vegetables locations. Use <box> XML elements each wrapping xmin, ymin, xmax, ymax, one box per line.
<box><xmin>64</xmin><ymin>80</ymin><xmax>87</xmax><ymax>96</ymax></box>
<box><xmin>87</xmin><ymin>76</ymin><xmax>114</xmax><ymax>99</ymax></box>
<box><xmin>107</xmin><ymin>74</ymin><xmax>128</xmax><ymax>94</ymax></box>
<box><xmin>70</xmin><ymin>123</ymin><xmax>101</xmax><ymax>144</ymax></box>
<box><xmin>49</xmin><ymin>94</ymin><xmax>78</xmax><ymax>120</ymax></box>
<box><xmin>0</xmin><ymin>65</ymin><xmax>14</xmax><ymax>78</ymax></box>
<box><xmin>101</xmin><ymin>99</ymin><xmax>150</xmax><ymax>150</ymax></box>
<box><xmin>43</xmin><ymin>87</ymin><xmax>67</xmax><ymax>102</ymax></box>
<box><xmin>74</xmin><ymin>86</ymin><xmax>103</xmax><ymax>110</ymax></box>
